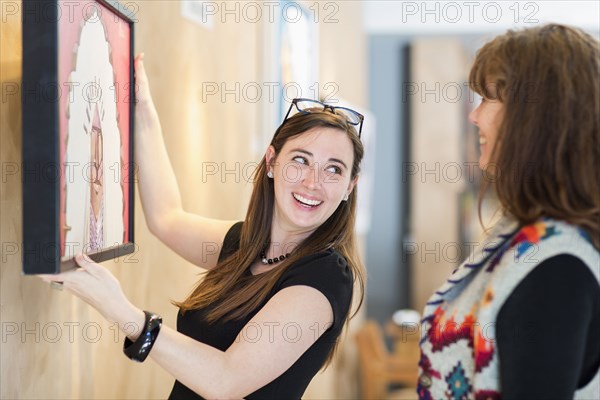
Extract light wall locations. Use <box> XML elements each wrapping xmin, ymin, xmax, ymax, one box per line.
<box><xmin>0</xmin><ymin>1</ymin><xmax>366</xmax><ymax>398</ymax></box>
<box><xmin>364</xmin><ymin>1</ymin><xmax>600</xmax><ymax>35</ymax></box>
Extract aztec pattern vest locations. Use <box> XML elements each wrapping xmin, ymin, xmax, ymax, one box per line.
<box><xmin>418</xmin><ymin>217</ymin><xmax>600</xmax><ymax>399</ymax></box>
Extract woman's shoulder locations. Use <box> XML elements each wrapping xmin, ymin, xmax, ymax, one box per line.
<box><xmin>295</xmin><ymin>247</ymin><xmax>346</xmax><ymax>263</ymax></box>
<box><xmin>276</xmin><ymin>248</ymin><xmax>354</xmax><ymax>329</ymax></box>
<box><xmin>289</xmin><ymin>248</ymin><xmax>351</xmax><ymax>278</ymax></box>
<box><xmin>505</xmin><ymin>217</ymin><xmax>599</xmax><ymax>268</ymax></box>
<box><xmin>226</xmin><ymin>221</ymin><xmax>244</xmax><ymax>240</ymax></box>
<box><xmin>511</xmin><ymin>217</ymin><xmax>595</xmax><ymax>246</ymax></box>
<box><xmin>218</xmin><ymin>221</ymin><xmax>244</xmax><ymax>262</ymax></box>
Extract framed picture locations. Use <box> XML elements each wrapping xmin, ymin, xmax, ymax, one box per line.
<box><xmin>22</xmin><ymin>0</ymin><xmax>135</xmax><ymax>274</ymax></box>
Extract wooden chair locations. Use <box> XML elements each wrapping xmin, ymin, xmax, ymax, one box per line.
<box><xmin>354</xmin><ymin>320</ymin><xmax>418</xmax><ymax>400</ymax></box>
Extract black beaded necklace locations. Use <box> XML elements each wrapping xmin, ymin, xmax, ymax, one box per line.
<box><xmin>260</xmin><ymin>249</ymin><xmax>291</xmax><ymax>265</ymax></box>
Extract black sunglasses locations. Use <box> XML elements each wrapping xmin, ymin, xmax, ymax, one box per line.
<box><xmin>282</xmin><ymin>98</ymin><xmax>364</xmax><ymax>139</ymax></box>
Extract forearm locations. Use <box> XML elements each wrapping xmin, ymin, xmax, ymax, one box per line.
<box><xmin>148</xmin><ymin>326</ymin><xmax>239</xmax><ymax>399</ymax></box>
<box><xmin>134</xmin><ymin>100</ymin><xmax>183</xmax><ymax>234</ymax></box>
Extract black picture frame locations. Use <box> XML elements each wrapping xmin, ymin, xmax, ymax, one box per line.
<box><xmin>22</xmin><ymin>0</ymin><xmax>136</xmax><ymax>274</ymax></box>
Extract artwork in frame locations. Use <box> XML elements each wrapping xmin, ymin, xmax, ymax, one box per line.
<box><xmin>22</xmin><ymin>0</ymin><xmax>136</xmax><ymax>274</ymax></box>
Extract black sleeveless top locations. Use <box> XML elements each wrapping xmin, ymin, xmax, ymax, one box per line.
<box><xmin>168</xmin><ymin>222</ymin><xmax>354</xmax><ymax>399</ymax></box>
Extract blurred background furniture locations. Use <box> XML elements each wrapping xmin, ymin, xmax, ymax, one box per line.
<box><xmin>355</xmin><ymin>320</ymin><xmax>419</xmax><ymax>399</ymax></box>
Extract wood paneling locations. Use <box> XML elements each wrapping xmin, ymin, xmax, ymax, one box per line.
<box><xmin>409</xmin><ymin>39</ymin><xmax>469</xmax><ymax>312</ymax></box>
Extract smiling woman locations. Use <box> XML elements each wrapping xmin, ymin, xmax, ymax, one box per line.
<box><xmin>42</xmin><ymin>53</ymin><xmax>366</xmax><ymax>400</ymax></box>
<box><xmin>267</xmin><ymin>127</ymin><xmax>357</xmax><ymax>239</ymax></box>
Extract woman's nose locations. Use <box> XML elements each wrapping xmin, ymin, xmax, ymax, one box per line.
<box><xmin>302</xmin><ymin>166</ymin><xmax>321</xmax><ymax>190</ymax></box>
<box><xmin>468</xmin><ymin>105</ymin><xmax>479</xmax><ymax>126</ymax></box>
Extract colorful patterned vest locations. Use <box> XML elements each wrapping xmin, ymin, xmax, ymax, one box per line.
<box><xmin>418</xmin><ymin>217</ymin><xmax>600</xmax><ymax>399</ymax></box>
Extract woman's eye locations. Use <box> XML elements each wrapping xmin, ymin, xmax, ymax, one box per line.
<box><xmin>325</xmin><ymin>165</ymin><xmax>342</xmax><ymax>175</ymax></box>
<box><xmin>293</xmin><ymin>156</ymin><xmax>308</xmax><ymax>165</ymax></box>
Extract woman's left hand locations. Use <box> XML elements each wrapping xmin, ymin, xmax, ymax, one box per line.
<box><xmin>40</xmin><ymin>254</ymin><xmax>144</xmax><ymax>331</ymax></box>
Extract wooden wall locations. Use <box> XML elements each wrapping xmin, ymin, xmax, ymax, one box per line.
<box><xmin>0</xmin><ymin>1</ymin><xmax>366</xmax><ymax>398</ymax></box>
<box><xmin>409</xmin><ymin>38</ymin><xmax>469</xmax><ymax>311</ymax></box>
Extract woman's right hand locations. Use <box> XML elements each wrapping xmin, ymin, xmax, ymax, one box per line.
<box><xmin>134</xmin><ymin>53</ymin><xmax>153</xmax><ymax>107</ymax></box>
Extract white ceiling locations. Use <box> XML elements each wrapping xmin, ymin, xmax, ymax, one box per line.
<box><xmin>364</xmin><ymin>1</ymin><xmax>600</xmax><ymax>35</ymax></box>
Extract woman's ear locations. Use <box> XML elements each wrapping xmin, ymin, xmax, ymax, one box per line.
<box><xmin>346</xmin><ymin>175</ymin><xmax>359</xmax><ymax>197</ymax></box>
<box><xmin>265</xmin><ymin>145</ymin><xmax>276</xmax><ymax>174</ymax></box>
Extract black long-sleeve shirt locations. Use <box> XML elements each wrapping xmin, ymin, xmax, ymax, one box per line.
<box><xmin>497</xmin><ymin>254</ymin><xmax>600</xmax><ymax>399</ymax></box>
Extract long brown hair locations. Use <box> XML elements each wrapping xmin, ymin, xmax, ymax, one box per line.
<box><xmin>469</xmin><ymin>24</ymin><xmax>600</xmax><ymax>248</ymax></box>
<box><xmin>175</xmin><ymin>108</ymin><xmax>366</xmax><ymax>363</ymax></box>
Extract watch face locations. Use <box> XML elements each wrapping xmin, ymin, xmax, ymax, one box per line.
<box><xmin>58</xmin><ymin>1</ymin><xmax>131</xmax><ymax>259</ymax></box>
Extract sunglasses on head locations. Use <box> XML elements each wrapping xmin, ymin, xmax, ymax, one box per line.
<box><xmin>281</xmin><ymin>98</ymin><xmax>364</xmax><ymax>139</ymax></box>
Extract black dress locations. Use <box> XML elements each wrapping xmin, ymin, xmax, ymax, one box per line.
<box><xmin>168</xmin><ymin>222</ymin><xmax>354</xmax><ymax>399</ymax></box>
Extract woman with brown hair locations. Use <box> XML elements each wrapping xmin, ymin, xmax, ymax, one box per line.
<box><xmin>42</xmin><ymin>55</ymin><xmax>365</xmax><ymax>399</ymax></box>
<box><xmin>418</xmin><ymin>24</ymin><xmax>599</xmax><ymax>399</ymax></box>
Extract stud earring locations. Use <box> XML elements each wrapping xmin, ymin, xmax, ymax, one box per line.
<box><xmin>343</xmin><ymin>193</ymin><xmax>349</xmax><ymax>201</ymax></box>
<box><xmin>267</xmin><ymin>171</ymin><xmax>273</xmax><ymax>179</ymax></box>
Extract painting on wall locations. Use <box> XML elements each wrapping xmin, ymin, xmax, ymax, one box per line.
<box><xmin>22</xmin><ymin>0</ymin><xmax>136</xmax><ymax>274</ymax></box>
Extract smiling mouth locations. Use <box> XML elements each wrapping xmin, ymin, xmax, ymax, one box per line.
<box><xmin>293</xmin><ymin>193</ymin><xmax>323</xmax><ymax>208</ymax></box>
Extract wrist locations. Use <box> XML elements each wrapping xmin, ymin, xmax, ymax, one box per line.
<box><xmin>123</xmin><ymin>310</ymin><xmax>162</xmax><ymax>363</ymax></box>
<box><xmin>135</xmin><ymin>101</ymin><xmax>159</xmax><ymax>123</ymax></box>
<box><xmin>110</xmin><ymin>304</ymin><xmax>145</xmax><ymax>341</ymax></box>
<box><xmin>123</xmin><ymin>308</ymin><xmax>146</xmax><ymax>341</ymax></box>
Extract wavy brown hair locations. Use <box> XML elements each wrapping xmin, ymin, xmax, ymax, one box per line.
<box><xmin>469</xmin><ymin>24</ymin><xmax>600</xmax><ymax>248</ymax></box>
<box><xmin>175</xmin><ymin>108</ymin><xmax>365</xmax><ymax>365</ymax></box>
